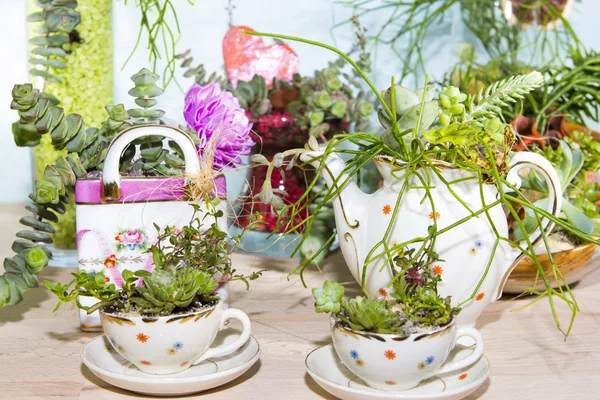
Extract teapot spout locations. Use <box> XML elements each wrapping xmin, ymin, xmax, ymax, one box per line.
<box><xmin>300</xmin><ymin>149</ymin><xmax>366</xmax><ymax>227</ymax></box>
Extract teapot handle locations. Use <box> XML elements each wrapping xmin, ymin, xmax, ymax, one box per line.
<box><xmin>496</xmin><ymin>152</ymin><xmax>563</xmax><ymax>296</ymax></box>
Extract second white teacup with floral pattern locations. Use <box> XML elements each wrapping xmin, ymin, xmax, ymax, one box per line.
<box><xmin>101</xmin><ymin>300</ymin><xmax>250</xmax><ymax>375</ymax></box>
<box><xmin>331</xmin><ymin>317</ymin><xmax>483</xmax><ymax>391</ymax></box>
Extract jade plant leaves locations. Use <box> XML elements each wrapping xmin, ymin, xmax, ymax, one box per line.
<box><xmin>383</xmin><ymin>85</ymin><xmax>420</xmax><ymax>116</ymax></box>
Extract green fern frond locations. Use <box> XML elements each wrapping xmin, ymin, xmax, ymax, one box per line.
<box><xmin>467</xmin><ymin>71</ymin><xmax>544</xmax><ymax>120</ymax></box>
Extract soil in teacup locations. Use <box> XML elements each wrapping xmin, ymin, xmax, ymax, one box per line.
<box><xmin>390</xmin><ymin>301</ymin><xmax>437</xmax><ymax>335</ymax></box>
<box><xmin>102</xmin><ymin>299</ymin><xmax>218</xmax><ymax>318</ymax></box>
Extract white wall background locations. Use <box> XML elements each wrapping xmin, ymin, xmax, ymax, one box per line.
<box><xmin>1</xmin><ymin>0</ymin><xmax>599</xmax><ymax>203</ymax></box>
<box><xmin>0</xmin><ymin>0</ymin><xmax>32</xmax><ymax>203</ymax></box>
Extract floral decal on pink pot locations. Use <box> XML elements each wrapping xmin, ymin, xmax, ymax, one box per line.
<box><xmin>115</xmin><ymin>228</ymin><xmax>149</xmax><ymax>252</ymax></box>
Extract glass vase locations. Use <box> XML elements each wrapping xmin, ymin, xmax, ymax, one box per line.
<box><xmin>231</xmin><ymin>111</ymin><xmax>348</xmax><ymax>257</ymax></box>
<box><xmin>27</xmin><ymin>0</ymin><xmax>114</xmax><ymax>266</ymax></box>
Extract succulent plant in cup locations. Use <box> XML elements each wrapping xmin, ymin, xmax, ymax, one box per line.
<box><xmin>44</xmin><ymin>203</ymin><xmax>262</xmax><ymax>315</ymax></box>
<box><xmin>311</xmin><ymin>277</ymin><xmax>472</xmax><ymax>392</ymax></box>
<box><xmin>44</xmin><ymin>204</ymin><xmax>257</xmax><ymax>376</ymax></box>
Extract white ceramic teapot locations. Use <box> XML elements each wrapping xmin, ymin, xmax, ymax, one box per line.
<box><xmin>301</xmin><ymin>150</ymin><xmax>562</xmax><ymax>328</ymax></box>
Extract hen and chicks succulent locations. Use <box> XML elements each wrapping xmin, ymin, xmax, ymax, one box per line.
<box><xmin>312</xmin><ymin>280</ymin><xmax>458</xmax><ymax>335</ymax></box>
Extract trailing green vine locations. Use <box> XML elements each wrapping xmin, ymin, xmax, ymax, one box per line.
<box><xmin>245</xmin><ymin>30</ymin><xmax>600</xmax><ymax>337</ymax></box>
<box><xmin>123</xmin><ymin>0</ymin><xmax>195</xmax><ymax>87</ymax></box>
<box><xmin>333</xmin><ymin>0</ymin><xmax>582</xmax><ymax>83</ymax></box>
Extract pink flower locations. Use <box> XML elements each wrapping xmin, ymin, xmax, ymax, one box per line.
<box><xmin>184</xmin><ymin>83</ymin><xmax>254</xmax><ymax>170</ymax></box>
<box><xmin>119</xmin><ymin>229</ymin><xmax>145</xmax><ymax>245</ymax></box>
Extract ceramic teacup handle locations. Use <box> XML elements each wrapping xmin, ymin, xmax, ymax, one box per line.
<box><xmin>436</xmin><ymin>327</ymin><xmax>484</xmax><ymax>375</ymax></box>
<box><xmin>192</xmin><ymin>308</ymin><xmax>251</xmax><ymax>365</ymax></box>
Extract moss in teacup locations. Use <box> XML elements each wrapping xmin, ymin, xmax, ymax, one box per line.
<box><xmin>44</xmin><ymin>204</ymin><xmax>264</xmax><ymax>317</ymax></box>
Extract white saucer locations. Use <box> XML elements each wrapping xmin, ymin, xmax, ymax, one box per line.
<box><xmin>306</xmin><ymin>343</ymin><xmax>489</xmax><ymax>400</ymax></box>
<box><xmin>81</xmin><ymin>328</ymin><xmax>260</xmax><ymax>396</ymax></box>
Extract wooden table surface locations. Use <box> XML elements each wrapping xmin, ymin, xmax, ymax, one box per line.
<box><xmin>1</xmin><ymin>204</ymin><xmax>600</xmax><ymax>400</ymax></box>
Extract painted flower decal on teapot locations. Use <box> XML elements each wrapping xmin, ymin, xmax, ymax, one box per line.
<box><xmin>115</xmin><ymin>228</ymin><xmax>149</xmax><ymax>252</ymax></box>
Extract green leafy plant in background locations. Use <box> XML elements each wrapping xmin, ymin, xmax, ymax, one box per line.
<box><xmin>333</xmin><ymin>0</ymin><xmax>581</xmax><ymax>83</ymax></box>
<box><xmin>1</xmin><ymin>68</ymin><xmax>199</xmax><ymax>308</ymax></box>
<box><xmin>244</xmin><ymin>30</ymin><xmax>600</xmax><ymax>337</ymax></box>
<box><xmin>449</xmin><ymin>45</ymin><xmax>600</xmax><ymax>133</ymax></box>
<box><xmin>517</xmin><ymin>140</ymin><xmax>600</xmax><ymax>243</ymax></box>
<box><xmin>27</xmin><ymin>0</ymin><xmax>81</xmax><ymax>84</ymax></box>
<box><xmin>179</xmin><ymin>22</ymin><xmax>374</xmax><ymax>264</ymax></box>
<box><xmin>229</xmin><ymin>56</ymin><xmax>374</xmax><ymax>135</ymax></box>
<box><xmin>237</xmin><ymin>54</ymin><xmax>373</xmax><ymax>262</ymax></box>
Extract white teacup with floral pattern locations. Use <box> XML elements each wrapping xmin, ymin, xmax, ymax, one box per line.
<box><xmin>100</xmin><ymin>300</ymin><xmax>250</xmax><ymax>375</ymax></box>
<box><xmin>331</xmin><ymin>317</ymin><xmax>483</xmax><ymax>391</ymax></box>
